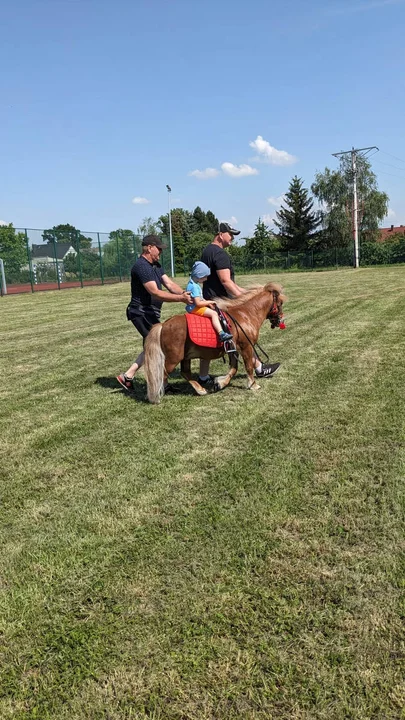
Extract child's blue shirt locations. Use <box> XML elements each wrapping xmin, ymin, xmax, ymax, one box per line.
<box><xmin>186</xmin><ymin>278</ymin><xmax>202</xmax><ymax>313</ymax></box>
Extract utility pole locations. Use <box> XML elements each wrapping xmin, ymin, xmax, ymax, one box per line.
<box><xmin>332</xmin><ymin>146</ymin><xmax>378</xmax><ymax>268</ymax></box>
<box><xmin>166</xmin><ymin>185</ymin><xmax>175</xmax><ymax>277</ymax></box>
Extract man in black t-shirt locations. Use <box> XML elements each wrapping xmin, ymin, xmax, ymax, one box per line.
<box><xmin>117</xmin><ymin>235</ymin><xmax>191</xmax><ymax>391</ymax></box>
<box><xmin>201</xmin><ymin>224</ymin><xmax>243</xmax><ymax>300</ymax></box>
<box><xmin>198</xmin><ymin>222</ymin><xmax>280</xmax><ymax>383</ymax></box>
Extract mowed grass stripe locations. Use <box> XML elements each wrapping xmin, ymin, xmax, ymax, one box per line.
<box><xmin>0</xmin><ymin>267</ymin><xmax>404</xmax><ymax>719</ymax></box>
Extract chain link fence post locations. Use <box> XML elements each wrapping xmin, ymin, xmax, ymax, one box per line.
<box><xmin>76</xmin><ymin>231</ymin><xmax>84</xmax><ymax>288</ymax></box>
<box><xmin>97</xmin><ymin>233</ymin><xmax>104</xmax><ymax>285</ymax></box>
<box><xmin>52</xmin><ymin>233</ymin><xmax>61</xmax><ymax>290</ymax></box>
<box><xmin>116</xmin><ymin>235</ymin><xmax>122</xmax><ymax>281</ymax></box>
<box><xmin>25</xmin><ymin>229</ymin><xmax>35</xmax><ymax>293</ymax></box>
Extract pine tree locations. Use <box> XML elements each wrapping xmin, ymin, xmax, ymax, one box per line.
<box><xmin>274</xmin><ymin>176</ymin><xmax>321</xmax><ymax>251</ymax></box>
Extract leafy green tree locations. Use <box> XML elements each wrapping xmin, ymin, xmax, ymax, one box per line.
<box><xmin>157</xmin><ymin>207</ymin><xmax>218</xmax><ymax>271</ymax></box>
<box><xmin>228</xmin><ymin>242</ymin><xmax>246</xmax><ymax>271</ymax></box>
<box><xmin>158</xmin><ymin>209</ymin><xmax>194</xmax><ymax>272</ymax></box>
<box><xmin>274</xmin><ymin>176</ymin><xmax>321</xmax><ymax>251</ymax></box>
<box><xmin>102</xmin><ymin>229</ymin><xmax>138</xmax><ymax>277</ymax></box>
<box><xmin>110</xmin><ymin>229</ymin><xmax>137</xmax><ymax>274</ymax></box>
<box><xmin>137</xmin><ymin>217</ymin><xmax>159</xmax><ymax>237</ymax></box>
<box><xmin>311</xmin><ymin>156</ymin><xmax>389</xmax><ymax>248</ymax></box>
<box><xmin>0</xmin><ymin>224</ymin><xmax>27</xmax><ymax>280</ymax></box>
<box><xmin>42</xmin><ymin>224</ymin><xmax>92</xmax><ymax>250</ymax></box>
<box><xmin>244</xmin><ymin>218</ymin><xmax>280</xmax><ymax>267</ymax></box>
<box><xmin>158</xmin><ymin>208</ymin><xmax>193</xmax><ymax>240</ymax></box>
<box><xmin>63</xmin><ymin>250</ymin><xmax>100</xmax><ymax>280</ymax></box>
<box><xmin>183</xmin><ymin>231</ymin><xmax>213</xmax><ymax>271</ymax></box>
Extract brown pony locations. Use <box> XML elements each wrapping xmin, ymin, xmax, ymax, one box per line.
<box><xmin>144</xmin><ymin>282</ymin><xmax>286</xmax><ymax>404</ymax></box>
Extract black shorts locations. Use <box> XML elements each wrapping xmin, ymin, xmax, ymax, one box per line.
<box><xmin>127</xmin><ymin>304</ymin><xmax>161</xmax><ymax>342</ymax></box>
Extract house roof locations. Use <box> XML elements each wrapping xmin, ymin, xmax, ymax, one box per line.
<box><xmin>378</xmin><ymin>225</ymin><xmax>405</xmax><ymax>242</ymax></box>
<box><xmin>31</xmin><ymin>242</ymin><xmax>76</xmax><ymax>259</ymax></box>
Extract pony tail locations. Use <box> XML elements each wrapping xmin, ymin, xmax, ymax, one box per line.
<box><xmin>144</xmin><ymin>324</ymin><xmax>165</xmax><ymax>404</ymax></box>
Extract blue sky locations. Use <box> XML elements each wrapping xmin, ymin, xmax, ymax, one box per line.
<box><xmin>1</xmin><ymin>0</ymin><xmax>405</xmax><ymax>236</ymax></box>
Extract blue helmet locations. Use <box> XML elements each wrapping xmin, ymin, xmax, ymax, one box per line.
<box><xmin>191</xmin><ymin>261</ymin><xmax>211</xmax><ymax>280</ymax></box>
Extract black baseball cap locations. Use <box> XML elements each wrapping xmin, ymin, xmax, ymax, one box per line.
<box><xmin>219</xmin><ymin>222</ymin><xmax>240</xmax><ymax>236</ymax></box>
<box><xmin>141</xmin><ymin>235</ymin><xmax>167</xmax><ymax>249</ymax></box>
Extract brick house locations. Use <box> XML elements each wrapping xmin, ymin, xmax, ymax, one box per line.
<box><xmin>378</xmin><ymin>225</ymin><xmax>405</xmax><ymax>242</ymax></box>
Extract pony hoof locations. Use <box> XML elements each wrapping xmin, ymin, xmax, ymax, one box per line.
<box><xmin>248</xmin><ymin>382</ymin><xmax>261</xmax><ymax>391</ymax></box>
<box><xmin>189</xmin><ymin>381</ymin><xmax>208</xmax><ymax>396</ymax></box>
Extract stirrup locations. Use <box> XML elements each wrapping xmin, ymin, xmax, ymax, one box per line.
<box><xmin>224</xmin><ymin>339</ymin><xmax>237</xmax><ymax>354</ymax></box>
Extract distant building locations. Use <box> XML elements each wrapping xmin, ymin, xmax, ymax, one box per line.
<box><xmin>378</xmin><ymin>225</ymin><xmax>405</xmax><ymax>242</ymax></box>
<box><xmin>31</xmin><ymin>242</ymin><xmax>77</xmax><ymax>263</ymax></box>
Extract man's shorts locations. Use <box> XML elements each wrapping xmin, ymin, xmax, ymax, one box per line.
<box><xmin>127</xmin><ymin>305</ymin><xmax>161</xmax><ymax>341</ymax></box>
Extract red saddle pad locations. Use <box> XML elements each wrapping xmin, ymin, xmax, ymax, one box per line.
<box><xmin>186</xmin><ymin>313</ymin><xmax>224</xmax><ymax>348</ymax></box>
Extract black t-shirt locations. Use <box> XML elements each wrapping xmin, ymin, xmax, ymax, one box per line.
<box><xmin>127</xmin><ymin>256</ymin><xmax>165</xmax><ymax>320</ymax></box>
<box><xmin>201</xmin><ymin>243</ymin><xmax>235</xmax><ymax>299</ymax></box>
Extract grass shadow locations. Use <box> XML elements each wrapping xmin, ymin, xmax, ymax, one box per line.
<box><xmin>94</xmin><ymin>376</ymin><xmax>199</xmax><ymax>401</ymax></box>
<box><xmin>94</xmin><ymin>376</ymin><xmax>148</xmax><ymax>402</ymax></box>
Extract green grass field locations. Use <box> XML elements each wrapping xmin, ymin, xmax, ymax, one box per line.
<box><xmin>1</xmin><ymin>267</ymin><xmax>404</xmax><ymax>719</ymax></box>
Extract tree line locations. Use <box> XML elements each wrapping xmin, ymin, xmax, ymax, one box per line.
<box><xmin>0</xmin><ymin>155</ymin><xmax>398</xmax><ymax>281</ymax></box>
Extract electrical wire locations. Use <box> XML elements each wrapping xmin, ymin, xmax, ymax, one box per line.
<box><xmin>378</xmin><ymin>149</ymin><xmax>405</xmax><ymax>166</ymax></box>
<box><xmin>373</xmin><ymin>158</ymin><xmax>405</xmax><ymax>172</ymax></box>
<box><xmin>375</xmin><ymin>169</ymin><xmax>405</xmax><ymax>181</ymax></box>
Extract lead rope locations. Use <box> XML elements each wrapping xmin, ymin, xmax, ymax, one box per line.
<box><xmin>222</xmin><ymin>311</ymin><xmax>270</xmax><ymax>364</ymax></box>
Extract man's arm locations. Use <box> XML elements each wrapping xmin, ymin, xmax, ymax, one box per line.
<box><xmin>143</xmin><ymin>279</ymin><xmax>190</xmax><ymax>303</ymax></box>
<box><xmin>161</xmin><ymin>274</ymin><xmax>186</xmax><ymax>295</ymax></box>
<box><xmin>216</xmin><ymin>268</ymin><xmax>244</xmax><ymax>297</ymax></box>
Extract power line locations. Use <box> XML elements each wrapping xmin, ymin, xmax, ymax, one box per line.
<box><xmin>379</xmin><ymin>149</ymin><xmax>405</xmax><ymax>166</ymax></box>
<box><xmin>375</xmin><ymin>169</ymin><xmax>405</xmax><ymax>181</ymax></box>
<box><xmin>373</xmin><ymin>158</ymin><xmax>405</xmax><ymax>173</ymax></box>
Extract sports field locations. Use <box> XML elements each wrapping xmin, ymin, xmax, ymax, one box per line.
<box><xmin>0</xmin><ymin>267</ymin><xmax>404</xmax><ymax>719</ymax></box>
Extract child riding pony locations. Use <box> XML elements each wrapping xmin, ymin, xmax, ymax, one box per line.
<box><xmin>144</xmin><ymin>282</ymin><xmax>286</xmax><ymax>404</ymax></box>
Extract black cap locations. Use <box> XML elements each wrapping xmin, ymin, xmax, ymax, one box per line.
<box><xmin>141</xmin><ymin>235</ymin><xmax>167</xmax><ymax>249</ymax></box>
<box><xmin>219</xmin><ymin>222</ymin><xmax>240</xmax><ymax>236</ymax></box>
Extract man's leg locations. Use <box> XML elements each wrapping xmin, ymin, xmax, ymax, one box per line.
<box><xmin>198</xmin><ymin>358</ymin><xmax>212</xmax><ymax>384</ymax></box>
<box><xmin>122</xmin><ymin>350</ymin><xmax>145</xmax><ymax>379</ymax></box>
<box><xmin>254</xmin><ymin>356</ymin><xmax>280</xmax><ymax>378</ymax></box>
<box><xmin>117</xmin><ymin>313</ymin><xmax>153</xmax><ymax>390</ymax></box>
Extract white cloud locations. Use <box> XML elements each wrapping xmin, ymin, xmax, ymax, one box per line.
<box><xmin>132</xmin><ymin>196</ymin><xmax>150</xmax><ymax>205</ymax></box>
<box><xmin>386</xmin><ymin>207</ymin><xmax>396</xmax><ymax>219</ymax></box>
<box><xmin>262</xmin><ymin>213</ymin><xmax>277</xmax><ymax>226</ymax></box>
<box><xmin>267</xmin><ymin>194</ymin><xmax>285</xmax><ymax>207</ymax></box>
<box><xmin>0</xmin><ymin>220</ymin><xmax>9</xmax><ymax>225</ymax></box>
<box><xmin>221</xmin><ymin>162</ymin><xmax>258</xmax><ymax>178</ymax></box>
<box><xmin>188</xmin><ymin>167</ymin><xmax>220</xmax><ymax>180</ymax></box>
<box><xmin>249</xmin><ymin>135</ymin><xmax>297</xmax><ymax>166</ymax></box>
<box><xmin>226</xmin><ymin>216</ymin><xmax>238</xmax><ymax>225</ymax></box>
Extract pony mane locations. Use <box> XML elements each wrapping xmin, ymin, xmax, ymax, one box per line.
<box><xmin>215</xmin><ymin>282</ymin><xmax>285</xmax><ymax>311</ymax></box>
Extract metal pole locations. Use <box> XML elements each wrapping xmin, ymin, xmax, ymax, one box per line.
<box><xmin>76</xmin><ymin>231</ymin><xmax>84</xmax><ymax>288</ymax></box>
<box><xmin>25</xmin><ymin>230</ymin><xmax>35</xmax><ymax>293</ymax></box>
<box><xmin>116</xmin><ymin>235</ymin><xmax>122</xmax><ymax>281</ymax></box>
<box><xmin>166</xmin><ymin>185</ymin><xmax>175</xmax><ymax>277</ymax></box>
<box><xmin>97</xmin><ymin>232</ymin><xmax>104</xmax><ymax>285</ymax></box>
<box><xmin>52</xmin><ymin>234</ymin><xmax>61</xmax><ymax>290</ymax></box>
<box><xmin>0</xmin><ymin>259</ymin><xmax>7</xmax><ymax>295</ymax></box>
<box><xmin>352</xmin><ymin>149</ymin><xmax>359</xmax><ymax>269</ymax></box>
